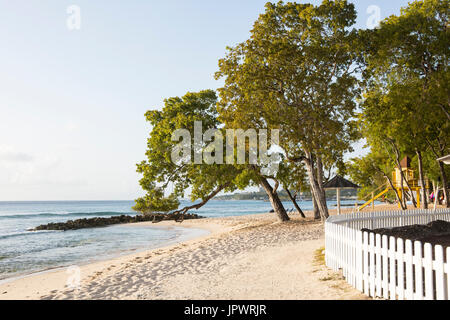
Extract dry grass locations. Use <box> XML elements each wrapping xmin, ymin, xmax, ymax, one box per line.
<box><xmin>313</xmin><ymin>247</ymin><xmax>325</xmax><ymax>266</ymax></box>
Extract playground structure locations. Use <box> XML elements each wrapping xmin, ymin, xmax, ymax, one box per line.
<box><xmin>358</xmin><ymin>157</ymin><xmax>429</xmax><ymax>212</ymax></box>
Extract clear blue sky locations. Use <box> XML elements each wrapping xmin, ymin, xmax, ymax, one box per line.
<box><xmin>0</xmin><ymin>0</ymin><xmax>411</xmax><ymax>201</ymax></box>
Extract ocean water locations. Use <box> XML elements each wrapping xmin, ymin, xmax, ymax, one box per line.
<box><xmin>0</xmin><ymin>199</ymin><xmax>357</xmax><ymax>280</ymax></box>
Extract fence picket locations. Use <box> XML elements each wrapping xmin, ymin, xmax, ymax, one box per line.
<box><xmin>405</xmin><ymin>240</ymin><xmax>413</xmax><ymax>300</ymax></box>
<box><xmin>446</xmin><ymin>247</ymin><xmax>450</xmax><ymax>300</ymax></box>
<box><xmin>363</xmin><ymin>232</ymin><xmax>369</xmax><ymax>295</ymax></box>
<box><xmin>356</xmin><ymin>231</ymin><xmax>363</xmax><ymax>291</ymax></box>
<box><xmin>397</xmin><ymin>238</ymin><xmax>405</xmax><ymax>300</ymax></box>
<box><xmin>435</xmin><ymin>245</ymin><xmax>445</xmax><ymax>300</ymax></box>
<box><xmin>414</xmin><ymin>241</ymin><xmax>423</xmax><ymax>300</ymax></box>
<box><xmin>382</xmin><ymin>235</ymin><xmax>389</xmax><ymax>299</ymax></box>
<box><xmin>424</xmin><ymin>243</ymin><xmax>434</xmax><ymax>300</ymax></box>
<box><xmin>369</xmin><ymin>233</ymin><xmax>375</xmax><ymax>297</ymax></box>
<box><xmin>325</xmin><ymin>209</ymin><xmax>450</xmax><ymax>300</ymax></box>
<box><xmin>375</xmin><ymin>234</ymin><xmax>382</xmax><ymax>298</ymax></box>
<box><xmin>389</xmin><ymin>236</ymin><xmax>397</xmax><ymax>300</ymax></box>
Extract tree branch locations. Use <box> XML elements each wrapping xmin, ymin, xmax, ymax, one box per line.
<box><xmin>171</xmin><ymin>182</ymin><xmax>231</xmax><ymax>222</ymax></box>
<box><xmin>261</xmin><ymin>175</ymin><xmax>280</xmax><ymax>194</ymax></box>
<box><xmin>287</xmin><ymin>155</ymin><xmax>308</xmax><ymax>164</ymax></box>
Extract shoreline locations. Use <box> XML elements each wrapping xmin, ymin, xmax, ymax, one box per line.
<box><xmin>0</xmin><ymin>224</ymin><xmax>210</xmax><ymax>286</ymax></box>
<box><xmin>0</xmin><ymin>203</ymin><xmax>417</xmax><ymax>300</ymax></box>
<box><xmin>0</xmin><ymin>214</ymin><xmax>247</xmax><ymax>299</ymax></box>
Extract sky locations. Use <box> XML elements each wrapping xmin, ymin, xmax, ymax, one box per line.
<box><xmin>0</xmin><ymin>0</ymin><xmax>412</xmax><ymax>201</ymax></box>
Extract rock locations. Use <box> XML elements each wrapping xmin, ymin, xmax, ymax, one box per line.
<box><xmin>31</xmin><ymin>213</ymin><xmax>204</xmax><ymax>231</ymax></box>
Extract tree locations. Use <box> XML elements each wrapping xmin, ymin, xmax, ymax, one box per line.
<box><xmin>215</xmin><ymin>0</ymin><xmax>361</xmax><ymax>220</ymax></box>
<box><xmin>278</xmin><ymin>160</ymin><xmax>307</xmax><ymax>218</ymax></box>
<box><xmin>346</xmin><ymin>150</ymin><xmax>404</xmax><ymax>208</ymax></box>
<box><xmin>359</xmin><ymin>80</ymin><xmax>422</xmax><ymax>208</ymax></box>
<box><xmin>134</xmin><ymin>90</ymin><xmax>290</xmax><ymax>222</ymax></box>
<box><xmin>361</xmin><ymin>0</ymin><xmax>449</xmax><ymax>208</ymax></box>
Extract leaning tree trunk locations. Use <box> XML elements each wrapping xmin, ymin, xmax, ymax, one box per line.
<box><xmin>390</xmin><ymin>141</ymin><xmax>417</xmax><ymax>208</ymax></box>
<box><xmin>432</xmin><ymin>181</ymin><xmax>439</xmax><ymax>210</ymax></box>
<box><xmin>438</xmin><ymin>160</ymin><xmax>450</xmax><ymax>208</ymax></box>
<box><xmin>285</xmin><ymin>188</ymin><xmax>306</xmax><ymax>218</ymax></box>
<box><xmin>312</xmin><ymin>193</ymin><xmax>321</xmax><ymax>220</ymax></box>
<box><xmin>316</xmin><ymin>156</ymin><xmax>328</xmax><ymax>208</ymax></box>
<box><xmin>383</xmin><ymin>172</ymin><xmax>407</xmax><ymax>210</ymax></box>
<box><xmin>260</xmin><ymin>177</ymin><xmax>290</xmax><ymax>222</ymax></box>
<box><xmin>304</xmin><ymin>151</ymin><xmax>329</xmax><ymax>220</ymax></box>
<box><xmin>416</xmin><ymin>150</ymin><xmax>428</xmax><ymax>209</ymax></box>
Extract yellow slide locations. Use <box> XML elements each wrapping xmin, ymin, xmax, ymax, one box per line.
<box><xmin>358</xmin><ymin>188</ymin><xmax>390</xmax><ymax>211</ymax></box>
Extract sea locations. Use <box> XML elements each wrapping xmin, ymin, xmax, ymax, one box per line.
<box><xmin>0</xmin><ymin>199</ymin><xmax>359</xmax><ymax>280</ymax></box>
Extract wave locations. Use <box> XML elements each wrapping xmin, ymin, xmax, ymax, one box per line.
<box><xmin>0</xmin><ymin>230</ymin><xmax>59</xmax><ymax>240</ymax></box>
<box><xmin>0</xmin><ymin>211</ymin><xmax>134</xmax><ymax>220</ymax></box>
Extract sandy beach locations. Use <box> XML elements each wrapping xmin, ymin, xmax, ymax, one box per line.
<box><xmin>1</xmin><ymin>201</ymin><xmax>444</xmax><ymax>303</ymax></box>
<box><xmin>0</xmin><ymin>205</ymin><xmax>408</xmax><ymax>300</ymax></box>
<box><xmin>0</xmin><ymin>206</ymin><xmax>373</xmax><ymax>300</ymax></box>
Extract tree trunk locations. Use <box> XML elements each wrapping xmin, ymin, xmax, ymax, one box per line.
<box><xmin>311</xmin><ymin>154</ymin><xmax>321</xmax><ymax>220</ymax></box>
<box><xmin>312</xmin><ymin>193</ymin><xmax>321</xmax><ymax>220</ymax></box>
<box><xmin>390</xmin><ymin>140</ymin><xmax>417</xmax><ymax>208</ymax></box>
<box><xmin>316</xmin><ymin>156</ymin><xmax>328</xmax><ymax>207</ymax></box>
<box><xmin>260</xmin><ymin>177</ymin><xmax>290</xmax><ymax>222</ymax></box>
<box><xmin>385</xmin><ymin>173</ymin><xmax>407</xmax><ymax>210</ymax></box>
<box><xmin>424</xmin><ymin>136</ymin><xmax>449</xmax><ymax>208</ymax></box>
<box><xmin>304</xmin><ymin>151</ymin><xmax>329</xmax><ymax>220</ymax></box>
<box><xmin>285</xmin><ymin>188</ymin><xmax>306</xmax><ymax>218</ymax></box>
<box><xmin>438</xmin><ymin>160</ymin><xmax>450</xmax><ymax>208</ymax></box>
<box><xmin>433</xmin><ymin>181</ymin><xmax>439</xmax><ymax>211</ymax></box>
<box><xmin>416</xmin><ymin>150</ymin><xmax>428</xmax><ymax>209</ymax></box>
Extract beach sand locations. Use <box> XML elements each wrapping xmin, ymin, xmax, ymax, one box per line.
<box><xmin>0</xmin><ymin>205</ymin><xmax>402</xmax><ymax>300</ymax></box>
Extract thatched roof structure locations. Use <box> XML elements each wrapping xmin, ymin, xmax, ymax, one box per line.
<box><xmin>323</xmin><ymin>175</ymin><xmax>360</xmax><ymax>190</ymax></box>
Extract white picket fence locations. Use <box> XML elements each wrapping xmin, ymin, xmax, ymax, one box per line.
<box><xmin>325</xmin><ymin>209</ymin><xmax>450</xmax><ymax>300</ymax></box>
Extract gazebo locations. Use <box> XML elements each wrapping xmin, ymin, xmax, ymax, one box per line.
<box><xmin>323</xmin><ymin>175</ymin><xmax>360</xmax><ymax>215</ymax></box>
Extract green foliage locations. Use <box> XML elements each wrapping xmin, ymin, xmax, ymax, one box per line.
<box><xmin>359</xmin><ymin>0</ymin><xmax>449</xmax><ymax>192</ymax></box>
<box><xmin>346</xmin><ymin>150</ymin><xmax>395</xmax><ymax>200</ymax></box>
<box><xmin>134</xmin><ymin>0</ymin><xmax>449</xmax><ymax>214</ymax></box>
<box><xmin>134</xmin><ymin>90</ymin><xmax>248</xmax><ymax>214</ymax></box>
<box><xmin>133</xmin><ymin>186</ymin><xmax>179</xmax><ymax>213</ymax></box>
<box><xmin>278</xmin><ymin>159</ymin><xmax>309</xmax><ymax>193</ymax></box>
<box><xmin>215</xmin><ymin>0</ymin><xmax>361</xmax><ymax>159</ymax></box>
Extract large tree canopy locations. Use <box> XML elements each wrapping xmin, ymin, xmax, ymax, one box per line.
<box><xmin>360</xmin><ymin>0</ymin><xmax>450</xmax><ymax>208</ymax></box>
<box><xmin>134</xmin><ymin>90</ymin><xmax>242</xmax><ymax>214</ymax></box>
<box><xmin>134</xmin><ymin>90</ymin><xmax>290</xmax><ymax>222</ymax></box>
<box><xmin>135</xmin><ymin>0</ymin><xmax>449</xmax><ymax>219</ymax></box>
<box><xmin>215</xmin><ymin>0</ymin><xmax>361</xmax><ymax>220</ymax></box>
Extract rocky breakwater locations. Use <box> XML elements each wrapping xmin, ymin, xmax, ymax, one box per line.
<box><xmin>31</xmin><ymin>213</ymin><xmax>204</xmax><ymax>231</ymax></box>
